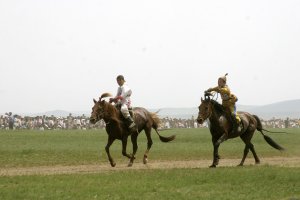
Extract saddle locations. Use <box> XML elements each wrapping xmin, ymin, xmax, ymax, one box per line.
<box><xmin>233</xmin><ymin>113</ymin><xmax>248</xmax><ymax>134</ymax></box>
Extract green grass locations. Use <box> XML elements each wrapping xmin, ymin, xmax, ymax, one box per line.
<box><xmin>0</xmin><ymin>128</ymin><xmax>299</xmax><ymax>200</ymax></box>
<box><xmin>0</xmin><ymin>128</ymin><xmax>299</xmax><ymax>167</ymax></box>
<box><xmin>0</xmin><ymin>167</ymin><xmax>299</xmax><ymax>200</ymax></box>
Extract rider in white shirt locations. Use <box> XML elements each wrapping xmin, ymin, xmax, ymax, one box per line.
<box><xmin>109</xmin><ymin>75</ymin><xmax>137</xmax><ymax>132</ymax></box>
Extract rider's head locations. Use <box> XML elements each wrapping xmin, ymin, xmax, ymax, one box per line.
<box><xmin>218</xmin><ymin>73</ymin><xmax>228</xmax><ymax>87</ymax></box>
<box><xmin>116</xmin><ymin>75</ymin><xmax>125</xmax><ymax>86</ymax></box>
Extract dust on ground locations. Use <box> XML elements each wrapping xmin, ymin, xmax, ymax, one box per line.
<box><xmin>1</xmin><ymin>157</ymin><xmax>300</xmax><ymax>177</ymax></box>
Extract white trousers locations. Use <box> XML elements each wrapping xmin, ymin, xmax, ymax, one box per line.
<box><xmin>120</xmin><ymin>104</ymin><xmax>130</xmax><ymax>119</ymax></box>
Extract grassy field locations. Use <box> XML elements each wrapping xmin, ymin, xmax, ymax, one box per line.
<box><xmin>1</xmin><ymin>167</ymin><xmax>299</xmax><ymax>200</ymax></box>
<box><xmin>0</xmin><ymin>128</ymin><xmax>299</xmax><ymax>167</ymax></box>
<box><xmin>0</xmin><ymin>128</ymin><xmax>299</xmax><ymax>199</ymax></box>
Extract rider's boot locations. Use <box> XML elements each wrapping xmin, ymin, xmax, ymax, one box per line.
<box><xmin>126</xmin><ymin>116</ymin><xmax>137</xmax><ymax>133</ymax></box>
<box><xmin>230</xmin><ymin>114</ymin><xmax>238</xmax><ymax>135</ymax></box>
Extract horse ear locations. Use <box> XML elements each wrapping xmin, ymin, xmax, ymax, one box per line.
<box><xmin>201</xmin><ymin>97</ymin><xmax>203</xmax><ymax>102</ymax></box>
<box><xmin>93</xmin><ymin>99</ymin><xmax>97</xmax><ymax>104</ymax></box>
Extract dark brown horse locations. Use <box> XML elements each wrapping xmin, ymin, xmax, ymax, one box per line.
<box><xmin>197</xmin><ymin>93</ymin><xmax>284</xmax><ymax>168</ymax></box>
<box><xmin>90</xmin><ymin>93</ymin><xmax>176</xmax><ymax>167</ymax></box>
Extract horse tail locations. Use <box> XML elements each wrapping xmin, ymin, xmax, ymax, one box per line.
<box><xmin>253</xmin><ymin>115</ymin><xmax>285</xmax><ymax>151</ymax></box>
<box><xmin>150</xmin><ymin>112</ymin><xmax>176</xmax><ymax>143</ymax></box>
<box><xmin>253</xmin><ymin>114</ymin><xmax>288</xmax><ymax>134</ymax></box>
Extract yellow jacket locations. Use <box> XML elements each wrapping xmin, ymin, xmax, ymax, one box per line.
<box><xmin>207</xmin><ymin>85</ymin><xmax>237</xmax><ymax>107</ymax></box>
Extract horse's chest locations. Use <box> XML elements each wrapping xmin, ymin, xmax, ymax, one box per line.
<box><xmin>106</xmin><ymin>127</ymin><xmax>124</xmax><ymax>138</ymax></box>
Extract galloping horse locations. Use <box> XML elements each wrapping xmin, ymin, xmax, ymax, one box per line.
<box><xmin>197</xmin><ymin>92</ymin><xmax>284</xmax><ymax>168</ymax></box>
<box><xmin>90</xmin><ymin>93</ymin><xmax>176</xmax><ymax>167</ymax></box>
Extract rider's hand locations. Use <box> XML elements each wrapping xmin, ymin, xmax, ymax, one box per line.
<box><xmin>204</xmin><ymin>90</ymin><xmax>210</xmax><ymax>95</ymax></box>
<box><xmin>116</xmin><ymin>96</ymin><xmax>123</xmax><ymax>101</ymax></box>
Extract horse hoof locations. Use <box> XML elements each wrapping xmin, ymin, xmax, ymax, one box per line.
<box><xmin>237</xmin><ymin>163</ymin><xmax>243</xmax><ymax>167</ymax></box>
<box><xmin>128</xmin><ymin>162</ymin><xmax>133</xmax><ymax>167</ymax></box>
<box><xmin>255</xmin><ymin>161</ymin><xmax>260</xmax><ymax>165</ymax></box>
<box><xmin>111</xmin><ymin>162</ymin><xmax>116</xmax><ymax>167</ymax></box>
<box><xmin>143</xmin><ymin>158</ymin><xmax>148</xmax><ymax>164</ymax></box>
<box><xmin>209</xmin><ymin>164</ymin><xmax>216</xmax><ymax>168</ymax></box>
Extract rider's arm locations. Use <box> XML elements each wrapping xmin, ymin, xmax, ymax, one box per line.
<box><xmin>217</xmin><ymin>87</ymin><xmax>230</xmax><ymax>95</ymax></box>
<box><xmin>110</xmin><ymin>87</ymin><xmax>123</xmax><ymax>103</ymax></box>
<box><xmin>120</xmin><ymin>85</ymin><xmax>132</xmax><ymax>99</ymax></box>
<box><xmin>206</xmin><ymin>86</ymin><xmax>220</xmax><ymax>93</ymax></box>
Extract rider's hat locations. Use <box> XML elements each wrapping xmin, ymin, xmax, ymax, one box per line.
<box><xmin>218</xmin><ymin>73</ymin><xmax>228</xmax><ymax>82</ymax></box>
<box><xmin>116</xmin><ymin>75</ymin><xmax>125</xmax><ymax>81</ymax></box>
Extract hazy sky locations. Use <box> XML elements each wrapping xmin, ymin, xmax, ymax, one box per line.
<box><xmin>1</xmin><ymin>0</ymin><xmax>300</xmax><ymax>114</ymax></box>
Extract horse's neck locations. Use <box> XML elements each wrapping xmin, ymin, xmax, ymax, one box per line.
<box><xmin>209</xmin><ymin>107</ymin><xmax>224</xmax><ymax>124</ymax></box>
<box><xmin>102</xmin><ymin>106</ymin><xmax>124</xmax><ymax>135</ymax></box>
<box><xmin>103</xmin><ymin>105</ymin><xmax>122</xmax><ymax>123</ymax></box>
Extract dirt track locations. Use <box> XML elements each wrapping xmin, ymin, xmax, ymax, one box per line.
<box><xmin>1</xmin><ymin>157</ymin><xmax>300</xmax><ymax>177</ymax></box>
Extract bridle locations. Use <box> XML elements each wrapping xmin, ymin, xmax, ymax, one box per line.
<box><xmin>198</xmin><ymin>92</ymin><xmax>217</xmax><ymax>123</ymax></box>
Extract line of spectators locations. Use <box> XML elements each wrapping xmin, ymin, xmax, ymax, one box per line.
<box><xmin>1</xmin><ymin>112</ymin><xmax>299</xmax><ymax>130</ymax></box>
<box><xmin>0</xmin><ymin>113</ymin><xmax>105</xmax><ymax>130</ymax></box>
<box><xmin>261</xmin><ymin>117</ymin><xmax>300</xmax><ymax>128</ymax></box>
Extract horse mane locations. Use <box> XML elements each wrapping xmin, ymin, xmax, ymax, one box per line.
<box><xmin>98</xmin><ymin>92</ymin><xmax>121</xmax><ymax>125</ymax></box>
<box><xmin>100</xmin><ymin>93</ymin><xmax>113</xmax><ymax>101</ymax></box>
<box><xmin>102</xmin><ymin>101</ymin><xmax>121</xmax><ymax>124</ymax></box>
<box><xmin>209</xmin><ymin>99</ymin><xmax>226</xmax><ymax>115</ymax></box>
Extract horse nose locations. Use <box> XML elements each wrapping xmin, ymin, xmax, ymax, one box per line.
<box><xmin>90</xmin><ymin>117</ymin><xmax>96</xmax><ymax>124</ymax></box>
<box><xmin>197</xmin><ymin>118</ymin><xmax>203</xmax><ymax>124</ymax></box>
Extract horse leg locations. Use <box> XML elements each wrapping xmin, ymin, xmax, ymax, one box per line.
<box><xmin>239</xmin><ymin>130</ymin><xmax>260</xmax><ymax>166</ymax></box>
<box><xmin>249</xmin><ymin>143</ymin><xmax>260</xmax><ymax>164</ymax></box>
<box><xmin>143</xmin><ymin>128</ymin><xmax>153</xmax><ymax>164</ymax></box>
<box><xmin>210</xmin><ymin>140</ymin><xmax>220</xmax><ymax>168</ymax></box>
<box><xmin>128</xmin><ymin>132</ymin><xmax>138</xmax><ymax>167</ymax></box>
<box><xmin>121</xmin><ymin>136</ymin><xmax>131</xmax><ymax>159</ymax></box>
<box><xmin>238</xmin><ymin>144</ymin><xmax>250</xmax><ymax>166</ymax></box>
<box><xmin>216</xmin><ymin>132</ymin><xmax>228</xmax><ymax>145</ymax></box>
<box><xmin>105</xmin><ymin>136</ymin><xmax>116</xmax><ymax>167</ymax></box>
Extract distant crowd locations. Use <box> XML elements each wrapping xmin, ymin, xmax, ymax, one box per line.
<box><xmin>0</xmin><ymin>112</ymin><xmax>299</xmax><ymax>130</ymax></box>
<box><xmin>160</xmin><ymin>117</ymin><xmax>300</xmax><ymax>129</ymax></box>
<box><xmin>0</xmin><ymin>112</ymin><xmax>104</xmax><ymax>130</ymax></box>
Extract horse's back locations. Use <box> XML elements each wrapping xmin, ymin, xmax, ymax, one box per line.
<box><xmin>238</xmin><ymin>111</ymin><xmax>257</xmax><ymax>121</ymax></box>
<box><xmin>133</xmin><ymin>107</ymin><xmax>159</xmax><ymax>128</ymax></box>
<box><xmin>237</xmin><ymin>111</ymin><xmax>258</xmax><ymax>131</ymax></box>
<box><xmin>133</xmin><ymin>107</ymin><xmax>149</xmax><ymax>118</ymax></box>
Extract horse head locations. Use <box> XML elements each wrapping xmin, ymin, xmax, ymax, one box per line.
<box><xmin>197</xmin><ymin>93</ymin><xmax>213</xmax><ymax>124</ymax></box>
<box><xmin>89</xmin><ymin>93</ymin><xmax>113</xmax><ymax>124</ymax></box>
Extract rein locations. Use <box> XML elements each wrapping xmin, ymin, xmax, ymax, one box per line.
<box><xmin>210</xmin><ymin>91</ymin><xmax>219</xmax><ymax>101</ymax></box>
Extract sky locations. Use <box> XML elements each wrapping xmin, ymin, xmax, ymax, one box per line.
<box><xmin>0</xmin><ymin>0</ymin><xmax>300</xmax><ymax>114</ymax></box>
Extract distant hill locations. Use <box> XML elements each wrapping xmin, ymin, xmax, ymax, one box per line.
<box><xmin>244</xmin><ymin>99</ymin><xmax>300</xmax><ymax>119</ymax></box>
<box><xmin>151</xmin><ymin>99</ymin><xmax>300</xmax><ymax>119</ymax></box>
<box><xmin>25</xmin><ymin>99</ymin><xmax>300</xmax><ymax>119</ymax></box>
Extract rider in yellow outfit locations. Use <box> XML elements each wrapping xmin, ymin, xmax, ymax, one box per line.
<box><xmin>205</xmin><ymin>73</ymin><xmax>242</xmax><ymax>136</ymax></box>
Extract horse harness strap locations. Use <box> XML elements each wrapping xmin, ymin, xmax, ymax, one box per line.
<box><xmin>129</xmin><ymin>108</ymin><xmax>134</xmax><ymax>118</ymax></box>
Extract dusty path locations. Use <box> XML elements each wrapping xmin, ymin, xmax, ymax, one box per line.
<box><xmin>1</xmin><ymin>157</ymin><xmax>300</xmax><ymax>177</ymax></box>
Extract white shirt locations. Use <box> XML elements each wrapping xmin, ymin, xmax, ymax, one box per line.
<box><xmin>116</xmin><ymin>83</ymin><xmax>132</xmax><ymax>106</ymax></box>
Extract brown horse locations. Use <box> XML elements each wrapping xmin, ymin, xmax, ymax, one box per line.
<box><xmin>197</xmin><ymin>93</ymin><xmax>284</xmax><ymax>168</ymax></box>
<box><xmin>90</xmin><ymin>93</ymin><xmax>176</xmax><ymax>167</ymax></box>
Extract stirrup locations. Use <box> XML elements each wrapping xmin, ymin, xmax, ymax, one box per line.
<box><xmin>237</xmin><ymin>122</ymin><xmax>243</xmax><ymax>132</ymax></box>
<box><xmin>128</xmin><ymin>122</ymin><xmax>137</xmax><ymax>132</ymax></box>
<box><xmin>129</xmin><ymin>122</ymin><xmax>136</xmax><ymax>129</ymax></box>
